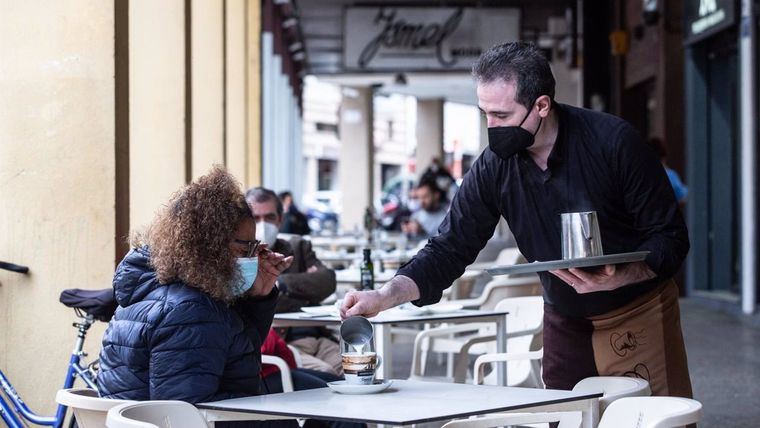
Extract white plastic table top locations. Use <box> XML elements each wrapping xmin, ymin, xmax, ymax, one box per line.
<box><xmin>198</xmin><ymin>379</ymin><xmax>602</xmax><ymax>426</ymax></box>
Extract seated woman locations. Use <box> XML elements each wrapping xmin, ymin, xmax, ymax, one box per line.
<box><xmin>97</xmin><ymin>167</ymin><xmax>293</xmax><ymax>403</ymax></box>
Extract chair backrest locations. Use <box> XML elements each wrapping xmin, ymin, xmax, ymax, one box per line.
<box><xmin>261</xmin><ymin>355</ymin><xmax>295</xmax><ymax>392</ymax></box>
<box><xmin>494</xmin><ymin>296</ymin><xmax>544</xmax><ymax>340</ymax></box>
<box><xmin>478</xmin><ymin>276</ymin><xmax>542</xmax><ymax>310</ymax></box>
<box><xmin>493</xmin><ymin>247</ymin><xmax>525</xmax><ymax>266</ymax></box>
<box><xmin>573</xmin><ymin>376</ymin><xmax>651</xmax><ymax>413</ymax></box>
<box><xmin>107</xmin><ymin>401</ymin><xmax>208</xmax><ymax>428</ymax></box>
<box><xmin>55</xmin><ymin>388</ymin><xmax>134</xmax><ymax>428</ymax></box>
<box><xmin>598</xmin><ymin>396</ymin><xmax>703</xmax><ymax>428</ymax></box>
<box><xmin>479</xmin><ymin>296</ymin><xmax>544</xmax><ymax>387</ymax></box>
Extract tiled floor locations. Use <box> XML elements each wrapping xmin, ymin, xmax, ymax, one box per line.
<box><xmin>386</xmin><ymin>298</ymin><xmax>760</xmax><ymax>427</ymax></box>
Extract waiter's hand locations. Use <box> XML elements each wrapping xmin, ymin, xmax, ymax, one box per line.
<box><xmin>340</xmin><ymin>275</ymin><xmax>422</xmax><ymax>318</ymax></box>
<box><xmin>549</xmin><ymin>261</ymin><xmax>656</xmax><ymax>294</ymax></box>
<box><xmin>340</xmin><ymin>290</ymin><xmax>389</xmax><ymax>318</ymax></box>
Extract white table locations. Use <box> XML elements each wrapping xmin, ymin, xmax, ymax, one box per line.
<box><xmin>198</xmin><ymin>379</ymin><xmax>601</xmax><ymax>427</ymax></box>
<box><xmin>273</xmin><ymin>309</ymin><xmax>509</xmax><ymax>384</ymax></box>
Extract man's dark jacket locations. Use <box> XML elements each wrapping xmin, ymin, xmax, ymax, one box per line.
<box><xmin>273</xmin><ymin>236</ymin><xmax>335</xmax><ymax>313</ymax></box>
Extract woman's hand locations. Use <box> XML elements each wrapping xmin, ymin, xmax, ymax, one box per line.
<box><xmin>248</xmin><ymin>245</ymin><xmax>294</xmax><ymax>297</ymax></box>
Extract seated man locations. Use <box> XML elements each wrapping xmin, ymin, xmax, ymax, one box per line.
<box><xmin>401</xmin><ymin>178</ymin><xmax>449</xmax><ymax>239</ymax></box>
<box><xmin>246</xmin><ymin>187</ymin><xmax>342</xmax><ymax>376</ymax></box>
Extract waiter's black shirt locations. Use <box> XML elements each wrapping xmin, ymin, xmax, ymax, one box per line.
<box><xmin>397</xmin><ymin>103</ymin><xmax>689</xmax><ymax>317</ymax></box>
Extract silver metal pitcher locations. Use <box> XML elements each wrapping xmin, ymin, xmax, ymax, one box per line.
<box><xmin>340</xmin><ymin>316</ymin><xmax>374</xmax><ymax>353</ymax></box>
<box><xmin>561</xmin><ymin>211</ymin><xmax>603</xmax><ymax>259</ymax></box>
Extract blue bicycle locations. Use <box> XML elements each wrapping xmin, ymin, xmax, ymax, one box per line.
<box><xmin>0</xmin><ymin>261</ymin><xmax>116</xmax><ymax>428</ymax></box>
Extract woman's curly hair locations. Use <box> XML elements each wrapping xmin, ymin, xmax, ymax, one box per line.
<box><xmin>139</xmin><ymin>166</ymin><xmax>252</xmax><ymax>302</ymax></box>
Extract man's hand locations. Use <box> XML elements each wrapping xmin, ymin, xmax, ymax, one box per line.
<box><xmin>549</xmin><ymin>261</ymin><xmax>656</xmax><ymax>294</ymax></box>
<box><xmin>340</xmin><ymin>290</ymin><xmax>389</xmax><ymax>318</ymax></box>
<box><xmin>248</xmin><ymin>246</ymin><xmax>294</xmax><ymax>297</ymax></box>
<box><xmin>340</xmin><ymin>275</ymin><xmax>421</xmax><ymax>319</ymax></box>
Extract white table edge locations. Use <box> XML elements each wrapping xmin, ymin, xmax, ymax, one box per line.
<box><xmin>272</xmin><ymin>310</ymin><xmax>510</xmax><ymax>326</ymax></box>
<box><xmin>197</xmin><ymin>390</ymin><xmax>602</xmax><ymax>426</ymax></box>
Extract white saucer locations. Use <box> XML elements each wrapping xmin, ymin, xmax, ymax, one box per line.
<box><xmin>326</xmin><ymin>380</ymin><xmax>393</xmax><ymax>395</ymax></box>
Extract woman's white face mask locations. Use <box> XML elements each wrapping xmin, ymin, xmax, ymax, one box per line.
<box><xmin>256</xmin><ymin>221</ymin><xmax>279</xmax><ymax>247</ymax></box>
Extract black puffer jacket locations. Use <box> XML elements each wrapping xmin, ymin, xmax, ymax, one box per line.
<box><xmin>98</xmin><ymin>247</ymin><xmax>277</xmax><ymax>403</ymax></box>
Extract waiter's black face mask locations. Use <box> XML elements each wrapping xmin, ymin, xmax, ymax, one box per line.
<box><xmin>487</xmin><ymin>100</ymin><xmax>543</xmax><ymax>160</ymax></box>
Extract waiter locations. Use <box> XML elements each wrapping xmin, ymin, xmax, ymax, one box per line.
<box><xmin>340</xmin><ymin>42</ymin><xmax>692</xmax><ymax>397</ymax></box>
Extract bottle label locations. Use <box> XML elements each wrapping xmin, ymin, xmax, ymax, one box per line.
<box><xmin>361</xmin><ymin>271</ymin><xmax>374</xmax><ymax>290</ymax></box>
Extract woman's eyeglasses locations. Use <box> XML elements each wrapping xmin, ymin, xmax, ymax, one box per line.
<box><xmin>234</xmin><ymin>239</ymin><xmax>261</xmax><ymax>258</ymax></box>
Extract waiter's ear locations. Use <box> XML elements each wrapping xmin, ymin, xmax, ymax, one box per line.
<box><xmin>535</xmin><ymin>95</ymin><xmax>552</xmax><ymax>118</ymax></box>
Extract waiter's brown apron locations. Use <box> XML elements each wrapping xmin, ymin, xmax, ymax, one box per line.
<box><xmin>542</xmin><ymin>280</ymin><xmax>693</xmax><ymax>398</ymax></box>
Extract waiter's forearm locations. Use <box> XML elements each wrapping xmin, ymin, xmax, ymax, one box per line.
<box><xmin>379</xmin><ymin>275</ymin><xmax>420</xmax><ymax>307</ymax></box>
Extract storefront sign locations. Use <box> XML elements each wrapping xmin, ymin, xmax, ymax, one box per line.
<box><xmin>684</xmin><ymin>0</ymin><xmax>736</xmax><ymax>44</ymax></box>
<box><xmin>343</xmin><ymin>7</ymin><xmax>520</xmax><ymax>71</ymax></box>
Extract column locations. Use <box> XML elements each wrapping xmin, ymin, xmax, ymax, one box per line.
<box><xmin>225</xmin><ymin>0</ymin><xmax>247</xmax><ymax>184</ymax></box>
<box><xmin>191</xmin><ymin>0</ymin><xmax>225</xmax><ymax>179</ymax></box>
<box><xmin>416</xmin><ymin>99</ymin><xmax>444</xmax><ymax>177</ymax></box>
<box><xmin>246</xmin><ymin>0</ymin><xmax>263</xmax><ymax>187</ymax></box>
<box><xmin>129</xmin><ymin>0</ymin><xmax>186</xmax><ymax>229</ymax></box>
<box><xmin>740</xmin><ymin>0</ymin><xmax>757</xmax><ymax>314</ymax></box>
<box><xmin>0</xmin><ymin>0</ymin><xmax>117</xmax><ymax>413</ymax></box>
<box><xmin>339</xmin><ymin>86</ymin><xmax>374</xmax><ymax>231</ymax></box>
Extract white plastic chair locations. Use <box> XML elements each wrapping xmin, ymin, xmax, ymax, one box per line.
<box><xmin>449</xmin><ymin>274</ymin><xmax>543</xmax><ymax>311</ymax></box>
<box><xmin>261</xmin><ymin>355</ymin><xmax>295</xmax><ymax>392</ymax></box>
<box><xmin>599</xmin><ymin>396</ymin><xmax>702</xmax><ymax>427</ymax></box>
<box><xmin>106</xmin><ymin>400</ymin><xmax>208</xmax><ymax>427</ymax></box>
<box><xmin>466</xmin><ymin>374</ymin><xmax>651</xmax><ymax>427</ymax></box>
<box><xmin>441</xmin><ymin>396</ymin><xmax>700</xmax><ymax>428</ymax></box>
<box><xmin>411</xmin><ymin>296</ymin><xmax>544</xmax><ymax>384</ymax></box>
<box><xmin>574</xmin><ymin>376</ymin><xmax>651</xmax><ymax>413</ymax></box>
<box><xmin>55</xmin><ymin>388</ymin><xmax>134</xmax><ymax>428</ymax></box>
<box><xmin>464</xmin><ymin>247</ymin><xmax>527</xmax><ymax>274</ymax></box>
<box><xmin>287</xmin><ymin>344</ymin><xmax>304</xmax><ymax>368</ymax></box>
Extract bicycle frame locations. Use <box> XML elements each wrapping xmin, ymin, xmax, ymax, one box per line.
<box><xmin>0</xmin><ymin>312</ymin><xmax>98</xmax><ymax>428</ymax></box>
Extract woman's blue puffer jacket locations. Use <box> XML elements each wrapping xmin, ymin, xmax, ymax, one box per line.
<box><xmin>97</xmin><ymin>247</ymin><xmax>276</xmax><ymax>403</ymax></box>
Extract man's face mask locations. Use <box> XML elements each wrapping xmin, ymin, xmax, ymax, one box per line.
<box><xmin>231</xmin><ymin>257</ymin><xmax>258</xmax><ymax>297</ymax></box>
<box><xmin>487</xmin><ymin>100</ymin><xmax>543</xmax><ymax>160</ymax></box>
<box><xmin>256</xmin><ymin>221</ymin><xmax>279</xmax><ymax>247</ymax></box>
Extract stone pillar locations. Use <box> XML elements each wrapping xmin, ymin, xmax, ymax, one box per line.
<box><xmin>225</xmin><ymin>0</ymin><xmax>247</xmax><ymax>183</ymax></box>
<box><xmin>415</xmin><ymin>98</ymin><xmax>444</xmax><ymax>177</ymax></box>
<box><xmin>338</xmin><ymin>86</ymin><xmax>374</xmax><ymax>232</ymax></box>
<box><xmin>246</xmin><ymin>0</ymin><xmax>263</xmax><ymax>187</ymax></box>
<box><xmin>191</xmin><ymin>0</ymin><xmax>225</xmax><ymax>180</ymax></box>
<box><xmin>0</xmin><ymin>0</ymin><xmax>116</xmax><ymax>413</ymax></box>
<box><xmin>129</xmin><ymin>0</ymin><xmax>187</xmax><ymax>229</ymax></box>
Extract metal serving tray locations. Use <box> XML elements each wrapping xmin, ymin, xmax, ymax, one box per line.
<box><xmin>485</xmin><ymin>251</ymin><xmax>650</xmax><ymax>276</ymax></box>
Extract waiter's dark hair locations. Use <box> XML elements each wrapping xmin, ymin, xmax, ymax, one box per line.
<box><xmin>472</xmin><ymin>42</ymin><xmax>555</xmax><ymax>108</ymax></box>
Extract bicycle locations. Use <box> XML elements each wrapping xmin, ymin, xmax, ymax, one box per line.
<box><xmin>0</xmin><ymin>261</ymin><xmax>116</xmax><ymax>428</ymax></box>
